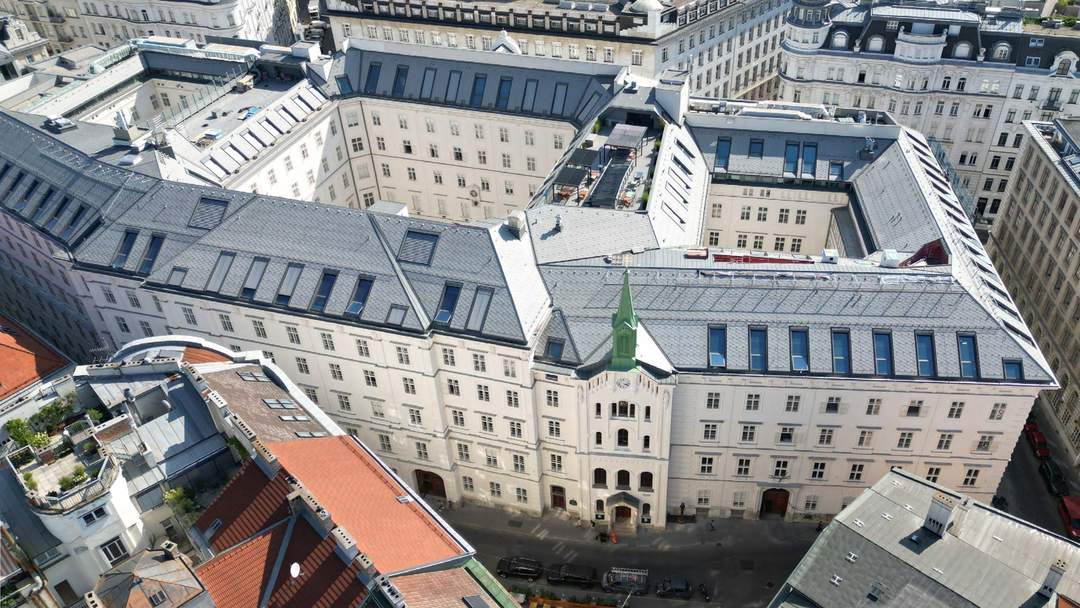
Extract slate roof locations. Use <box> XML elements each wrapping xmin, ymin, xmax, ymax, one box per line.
<box><xmin>770</xmin><ymin>468</ymin><xmax>1080</xmax><ymax>607</ymax></box>
<box><xmin>327</xmin><ymin>40</ymin><xmax>621</xmax><ymax>128</ymax></box>
<box><xmin>0</xmin><ymin>465</ymin><xmax>59</xmax><ymax>560</ymax></box>
<box><xmin>92</xmin><ymin>547</ymin><xmax>210</xmax><ymax>608</ymax></box>
<box><xmin>817</xmin><ymin>0</ymin><xmax>1080</xmax><ymax>72</ymax></box>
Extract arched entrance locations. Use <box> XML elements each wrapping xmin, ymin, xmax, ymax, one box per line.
<box><xmin>760</xmin><ymin>488</ymin><xmax>790</xmax><ymax>518</ymax></box>
<box><xmin>551</xmin><ymin>486</ymin><xmax>566</xmax><ymax>510</ymax></box>
<box><xmin>414</xmin><ymin>470</ymin><xmax>446</xmax><ymax>499</ymax></box>
<box><xmin>614</xmin><ymin>506</ymin><xmax>632</xmax><ymax>521</ymax></box>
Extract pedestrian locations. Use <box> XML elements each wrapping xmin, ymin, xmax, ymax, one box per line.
<box><xmin>680</xmin><ymin>502</ymin><xmax>685</xmax><ymax>517</ymax></box>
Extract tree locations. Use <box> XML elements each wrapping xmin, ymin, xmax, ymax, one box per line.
<box><xmin>3</xmin><ymin>418</ymin><xmax>32</xmax><ymax>446</ymax></box>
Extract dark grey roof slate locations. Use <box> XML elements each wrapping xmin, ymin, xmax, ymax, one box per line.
<box><xmin>0</xmin><ymin>465</ymin><xmax>60</xmax><ymax>559</ymax></box>
<box><xmin>330</xmin><ymin>40</ymin><xmax>620</xmax><ymax>128</ymax></box>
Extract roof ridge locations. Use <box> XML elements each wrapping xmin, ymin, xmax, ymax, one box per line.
<box><xmin>365</xmin><ymin>214</ymin><xmax>431</xmax><ymax>328</ymax></box>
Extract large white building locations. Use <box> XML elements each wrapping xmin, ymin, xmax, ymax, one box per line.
<box><xmin>989</xmin><ymin>118</ymin><xmax>1080</xmax><ymax>464</ymax></box>
<box><xmin>777</xmin><ymin>0</ymin><xmax>1080</xmax><ymax>227</ymax></box>
<box><xmin>0</xmin><ymin>40</ymin><xmax>1056</xmax><ymax>530</ymax></box>
<box><xmin>0</xmin><ymin>0</ymin><xmax>298</xmax><ymax>54</ymax></box>
<box><xmin>319</xmin><ymin>0</ymin><xmax>788</xmax><ymax>100</ymax></box>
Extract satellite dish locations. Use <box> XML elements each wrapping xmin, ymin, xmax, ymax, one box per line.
<box><xmin>289</xmin><ymin>562</ymin><xmax>301</xmax><ymax>579</ymax></box>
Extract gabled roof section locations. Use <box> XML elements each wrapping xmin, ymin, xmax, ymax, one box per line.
<box><xmin>775</xmin><ymin>468</ymin><xmax>1080</xmax><ymax>607</ymax></box>
<box><xmin>851</xmin><ymin>140</ymin><xmax>942</xmax><ymax>253</ymax></box>
<box><xmin>330</xmin><ymin>39</ymin><xmax>620</xmax><ymax>128</ymax></box>
<box><xmin>195</xmin><ymin>459</ymin><xmax>292</xmax><ymax>553</ymax></box>
<box><xmin>195</xmin><ymin>521</ymin><xmax>289</xmax><ymax>608</ymax></box>
<box><xmin>269</xmin><ymin>436</ymin><xmax>467</xmax><ymax>574</ymax></box>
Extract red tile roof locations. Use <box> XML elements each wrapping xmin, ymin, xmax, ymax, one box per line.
<box><xmin>0</xmin><ymin>315</ymin><xmax>68</xmax><ymax>401</ymax></box>
<box><xmin>394</xmin><ymin>566</ymin><xmax>494</xmax><ymax>608</ymax></box>
<box><xmin>269</xmin><ymin>436</ymin><xmax>465</xmax><ymax>573</ymax></box>
<box><xmin>195</xmin><ymin>522</ymin><xmax>288</xmax><ymax>608</ymax></box>
<box><xmin>195</xmin><ymin>460</ymin><xmax>291</xmax><ymax>553</ymax></box>
<box><xmin>182</xmin><ymin>346</ymin><xmax>231</xmax><ymax>364</ymax></box>
<box><xmin>263</xmin><ymin>517</ymin><xmax>367</xmax><ymax>608</ymax></box>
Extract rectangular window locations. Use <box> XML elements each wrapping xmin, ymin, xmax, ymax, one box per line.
<box><xmin>1002</xmin><ymin>360</ymin><xmax>1023</xmax><ymax>380</ymax></box>
<box><xmin>700</xmin><ymin>456</ymin><xmax>714</xmax><ymax>474</ymax></box>
<box><xmin>714</xmin><ymin>138</ymin><xmax>731</xmax><ymax>171</ymax></box>
<box><xmin>915</xmin><ymin>332</ymin><xmax>936</xmax><ymax>377</ymax></box>
<box><xmin>748</xmin><ymin>328</ymin><xmax>767</xmax><ymax>371</ymax></box>
<box><xmin>101</xmin><ymin>537</ymin><xmax>129</xmax><ymax>565</ymax></box>
<box><xmin>957</xmin><ymin>335</ymin><xmax>979</xmax><ymax>378</ymax></box>
<box><xmin>276</xmin><ymin>263</ymin><xmax>303</xmax><ymax>306</ymax></box>
<box><xmin>897</xmin><ymin>431</ymin><xmax>913</xmax><ymax>449</ymax></box>
<box><xmin>708</xmin><ymin>326</ymin><xmax>727</xmax><ymax>367</ymax></box>
<box><xmin>829</xmin><ymin>161</ymin><xmax>843</xmax><ymax>181</ymax></box>
<box><xmin>434</xmin><ymin>284</ymin><xmax>461</xmax><ymax>324</ymax></box>
<box><xmin>736</xmin><ymin>458</ymin><xmax>751</xmax><ymax>476</ymax></box>
<box><xmin>783</xmin><ymin>143</ymin><xmax>799</xmax><ymax>175</ymax></box>
<box><xmin>111</xmin><ymin>230</ymin><xmax>138</xmax><ymax>268</ymax></box>
<box><xmin>848</xmin><ymin>464</ymin><xmax>864</xmax><ymax>481</ymax></box>
<box><xmin>469</xmin><ymin>74</ymin><xmax>487</xmax><ymax>106</ymax></box>
<box><xmin>800</xmin><ymin>144</ymin><xmax>817</xmax><ymax>179</ymax></box>
<box><xmin>789</xmin><ymin>328</ymin><xmax>809</xmax><ymax>372</ymax></box>
<box><xmin>873</xmin><ymin>331</ymin><xmax>893</xmax><ymax>376</ymax></box>
<box><xmin>345</xmin><ymin>278</ymin><xmax>374</xmax><ymax>318</ymax></box>
<box><xmin>310</xmin><ymin>270</ymin><xmax>337</xmax><ymax>312</ymax></box>
<box><xmin>832</xmin><ymin>330</ymin><xmax>850</xmax><ymax>374</ymax></box>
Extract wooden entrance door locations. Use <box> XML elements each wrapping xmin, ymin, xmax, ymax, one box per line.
<box><xmin>414</xmin><ymin>470</ymin><xmax>446</xmax><ymax>499</ymax></box>
<box><xmin>614</xmin><ymin>506</ymin><xmax>633</xmax><ymax>521</ymax></box>
<box><xmin>551</xmin><ymin>486</ymin><xmax>566</xmax><ymax>509</ymax></box>
<box><xmin>759</xmin><ymin>489</ymin><xmax>790</xmax><ymax>517</ymax></box>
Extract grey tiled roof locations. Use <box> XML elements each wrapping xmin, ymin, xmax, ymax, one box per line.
<box><xmin>327</xmin><ymin>40</ymin><xmax>621</xmax><ymax>128</ymax></box>
<box><xmin>540</xmin><ymin>260</ymin><xmax>1051</xmax><ymax>382</ymax></box>
<box><xmin>527</xmin><ymin>205</ymin><xmax>659</xmax><ymax>264</ymax></box>
<box><xmin>772</xmin><ymin>469</ymin><xmax>1080</xmax><ymax>607</ymax></box>
<box><xmin>0</xmin><ymin>465</ymin><xmax>60</xmax><ymax>559</ymax></box>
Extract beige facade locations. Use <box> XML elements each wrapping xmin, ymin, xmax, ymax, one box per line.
<box><xmin>703</xmin><ymin>183</ymin><xmax>848</xmax><ymax>253</ymax></box>
<box><xmin>988</xmin><ymin>119</ymin><xmax>1080</xmax><ymax>463</ymax></box>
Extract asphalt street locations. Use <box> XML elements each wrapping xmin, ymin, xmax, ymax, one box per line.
<box><xmin>442</xmin><ymin>509</ymin><xmax>820</xmax><ymax>608</ymax></box>
<box><xmin>996</xmin><ymin>405</ymin><xmax>1076</xmax><ymax>535</ymax></box>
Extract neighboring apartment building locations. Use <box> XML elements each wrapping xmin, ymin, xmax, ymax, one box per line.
<box><xmin>0</xmin><ymin>43</ymin><xmax>1054</xmax><ymax>532</ymax></box>
<box><xmin>320</xmin><ymin>0</ymin><xmax>787</xmax><ymax>100</ymax></box>
<box><xmin>989</xmin><ymin>117</ymin><xmax>1080</xmax><ymax>464</ymax></box>
<box><xmin>777</xmin><ymin>0</ymin><xmax>1080</xmax><ymax>227</ymax></box>
<box><xmin>0</xmin><ymin>14</ymin><xmax>48</xmax><ymax>76</ymax></box>
<box><xmin>0</xmin><ymin>0</ymin><xmax>298</xmax><ymax>53</ymax></box>
<box><xmin>0</xmin><ymin>336</ymin><xmax>338</xmax><ymax>604</ymax></box>
<box><xmin>0</xmin><ymin>315</ymin><xmax>74</xmax><ymax>442</ymax></box>
<box><xmin>0</xmin><ymin>39</ymin><xmax>625</xmax><ymax>222</ymax></box>
<box><xmin>770</xmin><ymin>468</ymin><xmax>1080</xmax><ymax>607</ymax></box>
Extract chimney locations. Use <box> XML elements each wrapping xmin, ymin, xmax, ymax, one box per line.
<box><xmin>160</xmin><ymin>540</ymin><xmax>179</xmax><ymax>560</ymax></box>
<box><xmin>506</xmin><ymin>211</ymin><xmax>527</xmax><ymax>239</ymax></box>
<box><xmin>923</xmin><ymin>492</ymin><xmax>956</xmax><ymax>537</ymax></box>
<box><xmin>1040</xmin><ymin>559</ymin><xmax>1067</xmax><ymax>598</ymax></box>
<box><xmin>84</xmin><ymin>592</ymin><xmax>102</xmax><ymax>608</ymax></box>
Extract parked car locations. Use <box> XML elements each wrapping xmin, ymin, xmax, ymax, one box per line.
<box><xmin>1059</xmin><ymin>497</ymin><xmax>1080</xmax><ymax>540</ymax></box>
<box><xmin>656</xmin><ymin>577</ymin><xmax>695</xmax><ymax>599</ymax></box>
<box><xmin>496</xmin><ymin>557</ymin><xmax>544</xmax><ymax>581</ymax></box>
<box><xmin>1027</xmin><ymin>429</ymin><xmax>1051</xmax><ymax>459</ymax></box>
<box><xmin>547</xmin><ymin>563</ymin><xmax>598</xmax><ymax>588</ymax></box>
<box><xmin>1041</xmin><ymin>460</ymin><xmax>1069</xmax><ymax>497</ymax></box>
<box><xmin>601</xmin><ymin>567</ymin><xmax>650</xmax><ymax>595</ymax></box>
<box><xmin>1024</xmin><ymin>420</ymin><xmax>1039</xmax><ymax>434</ymax></box>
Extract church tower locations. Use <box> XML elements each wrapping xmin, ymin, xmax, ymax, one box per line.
<box><xmin>609</xmin><ymin>270</ymin><xmax>638</xmax><ymax>372</ymax></box>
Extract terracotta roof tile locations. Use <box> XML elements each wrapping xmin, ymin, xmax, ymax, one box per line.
<box><xmin>195</xmin><ymin>522</ymin><xmax>288</xmax><ymax>608</ymax></box>
<box><xmin>269</xmin><ymin>436</ymin><xmax>465</xmax><ymax>573</ymax></box>
<box><xmin>0</xmin><ymin>315</ymin><xmax>68</xmax><ymax>401</ymax></box>
<box><xmin>182</xmin><ymin>346</ymin><xmax>231</xmax><ymax>364</ymax></box>
<box><xmin>265</xmin><ymin>518</ymin><xmax>367</xmax><ymax>608</ymax></box>
<box><xmin>394</xmin><ymin>566</ymin><xmax>494</xmax><ymax>608</ymax></box>
<box><xmin>195</xmin><ymin>459</ymin><xmax>291</xmax><ymax>553</ymax></box>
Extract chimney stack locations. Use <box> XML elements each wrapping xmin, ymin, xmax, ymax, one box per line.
<box><xmin>923</xmin><ymin>492</ymin><xmax>956</xmax><ymax>537</ymax></box>
<box><xmin>1039</xmin><ymin>559</ymin><xmax>1067</xmax><ymax>598</ymax></box>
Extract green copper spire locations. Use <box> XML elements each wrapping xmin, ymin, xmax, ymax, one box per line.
<box><xmin>609</xmin><ymin>269</ymin><xmax>638</xmax><ymax>372</ymax></box>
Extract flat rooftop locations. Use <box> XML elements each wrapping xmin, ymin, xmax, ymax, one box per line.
<box><xmin>175</xmin><ymin>79</ymin><xmax>296</xmax><ymax>146</ymax></box>
<box><xmin>199</xmin><ymin>364</ymin><xmax>330</xmax><ymax>443</ymax></box>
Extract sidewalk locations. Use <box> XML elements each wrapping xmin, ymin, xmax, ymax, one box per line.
<box><xmin>439</xmin><ymin>502</ymin><xmax>819</xmax><ymax>552</ymax></box>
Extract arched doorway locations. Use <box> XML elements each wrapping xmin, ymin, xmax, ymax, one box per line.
<box><xmin>414</xmin><ymin>470</ymin><xmax>446</xmax><ymax>499</ymax></box>
<box><xmin>760</xmin><ymin>488</ymin><xmax>790</xmax><ymax>518</ymax></box>
<box><xmin>614</xmin><ymin>506</ymin><xmax>633</xmax><ymax>521</ymax></box>
<box><xmin>551</xmin><ymin>486</ymin><xmax>566</xmax><ymax>509</ymax></box>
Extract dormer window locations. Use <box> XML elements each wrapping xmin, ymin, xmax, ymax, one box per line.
<box><xmin>545</xmin><ymin>338</ymin><xmax>564</xmax><ymax>361</ymax></box>
<box><xmin>953</xmin><ymin>42</ymin><xmax>972</xmax><ymax>59</ymax></box>
<box><xmin>831</xmin><ymin>31</ymin><xmax>848</xmax><ymax>49</ymax></box>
